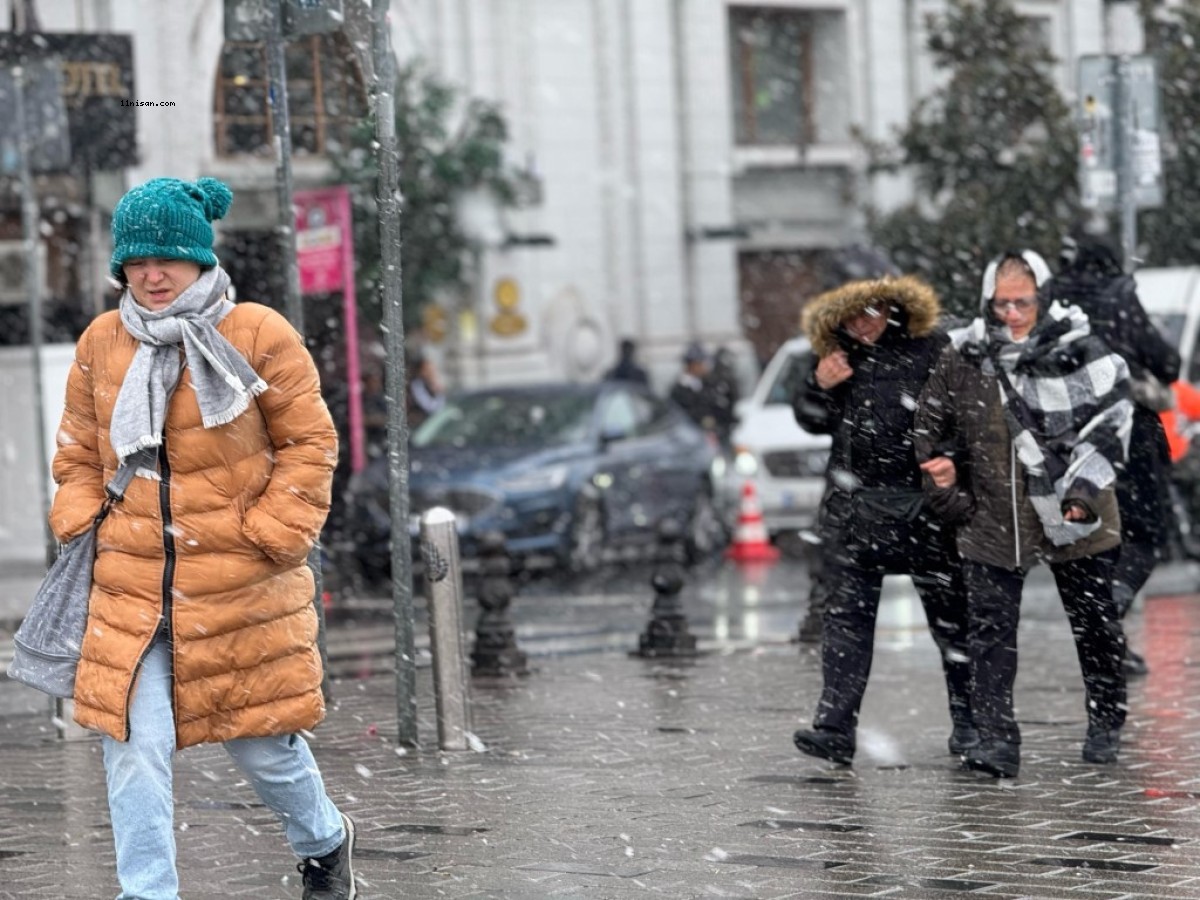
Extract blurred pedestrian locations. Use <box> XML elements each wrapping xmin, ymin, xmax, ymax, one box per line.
<box><xmin>916</xmin><ymin>250</ymin><xmax>1132</xmax><ymax>778</ymax></box>
<box><xmin>790</xmin><ymin>275</ymin><xmax>975</xmax><ymax>767</ymax></box>
<box><xmin>706</xmin><ymin>345</ymin><xmax>741</xmax><ymax>448</ymax></box>
<box><xmin>51</xmin><ymin>176</ymin><xmax>356</xmax><ymax>899</ymax></box>
<box><xmin>361</xmin><ymin>366</ymin><xmax>388</xmax><ymax>457</ymax></box>
<box><xmin>1163</xmin><ymin>380</ymin><xmax>1200</xmax><ymax>559</ymax></box>
<box><xmin>407</xmin><ymin>352</ymin><xmax>445</xmax><ymax>431</ymax></box>
<box><xmin>1162</xmin><ymin>380</ymin><xmax>1200</xmax><ymax>465</ymax></box>
<box><xmin>670</xmin><ymin>341</ymin><xmax>718</xmax><ymax>432</ymax></box>
<box><xmin>604</xmin><ymin>337</ymin><xmax>650</xmax><ymax>386</ymax></box>
<box><xmin>1049</xmin><ymin>234</ymin><xmax>1180</xmax><ymax>676</ymax></box>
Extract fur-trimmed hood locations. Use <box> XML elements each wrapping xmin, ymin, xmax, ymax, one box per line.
<box><xmin>801</xmin><ymin>275</ymin><xmax>942</xmax><ymax>357</ymax></box>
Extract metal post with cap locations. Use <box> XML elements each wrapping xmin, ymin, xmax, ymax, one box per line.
<box><xmin>418</xmin><ymin>508</ymin><xmax>473</xmax><ymax>751</ymax></box>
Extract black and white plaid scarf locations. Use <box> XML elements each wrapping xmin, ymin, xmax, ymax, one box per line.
<box><xmin>950</xmin><ymin>301</ymin><xmax>1133</xmax><ymax>546</ymax></box>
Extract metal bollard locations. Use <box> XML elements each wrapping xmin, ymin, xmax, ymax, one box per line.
<box><xmin>634</xmin><ymin>518</ymin><xmax>699</xmax><ymax>658</ymax></box>
<box><xmin>471</xmin><ymin>531</ymin><xmax>530</xmax><ymax>677</ymax></box>
<box><xmin>418</xmin><ymin>508</ymin><xmax>473</xmax><ymax>751</ymax></box>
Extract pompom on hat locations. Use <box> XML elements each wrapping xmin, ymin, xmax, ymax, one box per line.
<box><xmin>109</xmin><ymin>177</ymin><xmax>234</xmax><ymax>277</ymax></box>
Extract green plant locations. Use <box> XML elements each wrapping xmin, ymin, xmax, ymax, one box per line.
<box><xmin>331</xmin><ymin>62</ymin><xmax>516</xmax><ymax>330</ymax></box>
<box><xmin>864</xmin><ymin>0</ymin><xmax>1080</xmax><ymax>315</ymax></box>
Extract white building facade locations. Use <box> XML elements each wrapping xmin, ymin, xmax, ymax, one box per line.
<box><xmin>4</xmin><ymin>0</ymin><xmax>1112</xmax><ymax>390</ymax></box>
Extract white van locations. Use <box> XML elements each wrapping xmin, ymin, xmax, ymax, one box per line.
<box><xmin>1133</xmin><ymin>266</ymin><xmax>1200</xmax><ymax>380</ymax></box>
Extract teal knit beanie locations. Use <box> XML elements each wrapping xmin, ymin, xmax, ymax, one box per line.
<box><xmin>109</xmin><ymin>177</ymin><xmax>234</xmax><ymax>277</ymax></box>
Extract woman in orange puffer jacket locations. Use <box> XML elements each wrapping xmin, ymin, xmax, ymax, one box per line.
<box><xmin>50</xmin><ymin>177</ymin><xmax>357</xmax><ymax>899</ymax></box>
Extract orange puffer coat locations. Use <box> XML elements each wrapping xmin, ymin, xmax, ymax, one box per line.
<box><xmin>49</xmin><ymin>302</ymin><xmax>337</xmax><ymax>748</ymax></box>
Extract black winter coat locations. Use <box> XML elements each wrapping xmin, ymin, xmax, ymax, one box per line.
<box><xmin>793</xmin><ymin>276</ymin><xmax>954</xmax><ymax>571</ymax></box>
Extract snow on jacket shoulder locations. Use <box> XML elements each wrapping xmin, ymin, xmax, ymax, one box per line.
<box><xmin>50</xmin><ymin>302</ymin><xmax>338</xmax><ymax>748</ymax></box>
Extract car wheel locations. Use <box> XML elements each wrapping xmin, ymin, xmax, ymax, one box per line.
<box><xmin>685</xmin><ymin>486</ymin><xmax>728</xmax><ymax>565</ymax></box>
<box><xmin>567</xmin><ymin>494</ymin><xmax>605</xmax><ymax>573</ymax></box>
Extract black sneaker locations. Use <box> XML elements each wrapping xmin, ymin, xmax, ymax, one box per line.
<box><xmin>1082</xmin><ymin>726</ymin><xmax>1121</xmax><ymax>764</ymax></box>
<box><xmin>793</xmin><ymin>728</ymin><xmax>855</xmax><ymax>765</ymax></box>
<box><xmin>299</xmin><ymin>813</ymin><xmax>357</xmax><ymax>900</ymax></box>
<box><xmin>962</xmin><ymin>739</ymin><xmax>1020</xmax><ymax>778</ymax></box>
<box><xmin>948</xmin><ymin>723</ymin><xmax>980</xmax><ymax>755</ymax></box>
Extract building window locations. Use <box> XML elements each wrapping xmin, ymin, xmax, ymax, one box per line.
<box><xmin>729</xmin><ymin>6</ymin><xmax>848</xmax><ymax>148</ymax></box>
<box><xmin>213</xmin><ymin>34</ymin><xmax>367</xmax><ymax>158</ymax></box>
<box><xmin>1021</xmin><ymin>14</ymin><xmax>1054</xmax><ymax>55</ymax></box>
<box><xmin>730</xmin><ymin>7</ymin><xmax>813</xmax><ymax>147</ymax></box>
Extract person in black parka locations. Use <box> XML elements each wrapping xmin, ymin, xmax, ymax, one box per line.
<box><xmin>670</xmin><ymin>342</ymin><xmax>718</xmax><ymax>432</ymax></box>
<box><xmin>604</xmin><ymin>337</ymin><xmax>651</xmax><ymax>387</ymax></box>
<box><xmin>1048</xmin><ymin>234</ymin><xmax>1180</xmax><ymax>676</ymax></box>
<box><xmin>790</xmin><ymin>275</ymin><xmax>975</xmax><ymax>766</ymax></box>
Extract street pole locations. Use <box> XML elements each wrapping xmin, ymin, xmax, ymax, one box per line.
<box><xmin>372</xmin><ymin>0</ymin><xmax>419</xmax><ymax>748</ymax></box>
<box><xmin>14</xmin><ymin>61</ymin><xmax>60</xmax><ymax>732</ymax></box>
<box><xmin>267</xmin><ymin>2</ymin><xmax>304</xmax><ymax>333</ymax></box>
<box><xmin>1115</xmin><ymin>55</ymin><xmax>1138</xmax><ymax>271</ymax></box>
<box><xmin>12</xmin><ymin>65</ymin><xmax>53</xmax><ymax>571</ymax></box>
<box><xmin>264</xmin><ymin>0</ymin><xmax>330</xmax><ymax>699</ymax></box>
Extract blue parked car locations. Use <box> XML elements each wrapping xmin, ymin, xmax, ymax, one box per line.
<box><xmin>341</xmin><ymin>380</ymin><xmax>728</xmax><ymax>582</ymax></box>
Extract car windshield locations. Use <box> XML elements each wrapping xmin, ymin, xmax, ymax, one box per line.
<box><xmin>764</xmin><ymin>351</ymin><xmax>812</xmax><ymax>405</ymax></box>
<box><xmin>412</xmin><ymin>391</ymin><xmax>594</xmax><ymax>449</ymax></box>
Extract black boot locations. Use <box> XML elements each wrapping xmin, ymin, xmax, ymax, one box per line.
<box><xmin>797</xmin><ymin>610</ymin><xmax>823</xmax><ymax>644</ymax></box>
<box><xmin>1082</xmin><ymin>725</ymin><xmax>1121</xmax><ymax>764</ymax></box>
<box><xmin>948</xmin><ymin>723</ymin><xmax>980</xmax><ymax>755</ymax></box>
<box><xmin>1123</xmin><ymin>647</ymin><xmax>1149</xmax><ymax>677</ymax></box>
<box><xmin>962</xmin><ymin>739</ymin><xmax>1020</xmax><ymax>778</ymax></box>
<box><xmin>793</xmin><ymin>727</ymin><xmax>855</xmax><ymax>765</ymax></box>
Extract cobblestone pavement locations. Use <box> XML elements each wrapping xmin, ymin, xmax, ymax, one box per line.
<box><xmin>3</xmin><ymin>572</ymin><xmax>1200</xmax><ymax>898</ymax></box>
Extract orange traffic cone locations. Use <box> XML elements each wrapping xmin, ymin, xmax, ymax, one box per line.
<box><xmin>725</xmin><ymin>481</ymin><xmax>781</xmax><ymax>564</ymax></box>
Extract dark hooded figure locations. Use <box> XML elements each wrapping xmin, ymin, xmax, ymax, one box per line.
<box><xmin>670</xmin><ymin>341</ymin><xmax>717</xmax><ymax>430</ymax></box>
<box><xmin>1047</xmin><ymin>234</ymin><xmax>1180</xmax><ymax>677</ymax></box>
<box><xmin>790</xmin><ymin>275</ymin><xmax>975</xmax><ymax>767</ymax></box>
<box><xmin>604</xmin><ymin>337</ymin><xmax>650</xmax><ymax>386</ymax></box>
<box><xmin>797</xmin><ymin>244</ymin><xmax>902</xmax><ymax>646</ymax></box>
<box><xmin>705</xmin><ymin>346</ymin><xmax>741</xmax><ymax>448</ymax></box>
<box><xmin>916</xmin><ymin>250</ymin><xmax>1133</xmax><ymax>778</ymax></box>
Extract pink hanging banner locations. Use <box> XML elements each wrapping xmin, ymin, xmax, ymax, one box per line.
<box><xmin>295</xmin><ymin>185</ymin><xmax>366</xmax><ymax>473</ymax></box>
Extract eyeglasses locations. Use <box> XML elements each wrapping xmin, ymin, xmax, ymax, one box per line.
<box><xmin>991</xmin><ymin>297</ymin><xmax>1037</xmax><ymax>313</ymax></box>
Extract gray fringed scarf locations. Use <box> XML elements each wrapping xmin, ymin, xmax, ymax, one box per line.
<box><xmin>111</xmin><ymin>266</ymin><xmax>267</xmax><ymax>476</ymax></box>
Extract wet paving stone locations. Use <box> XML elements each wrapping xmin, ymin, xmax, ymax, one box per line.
<box><xmin>714</xmin><ymin>854</ymin><xmax>848</xmax><ymax>870</ymax></box>
<box><xmin>1024</xmin><ymin>857</ymin><xmax>1161</xmax><ymax>872</ymax></box>
<box><xmin>859</xmin><ymin>874</ymin><xmax>997</xmax><ymax>891</ymax></box>
<box><xmin>4</xmin><ymin>580</ymin><xmax>1200</xmax><ymax>897</ymax></box>
<box><xmin>740</xmin><ymin>819</ymin><xmax>865</xmax><ymax>832</ymax></box>
<box><xmin>1059</xmin><ymin>831</ymin><xmax>1183</xmax><ymax>846</ymax></box>
<box><xmin>380</xmin><ymin>823</ymin><xmax>490</xmax><ymax>835</ymax></box>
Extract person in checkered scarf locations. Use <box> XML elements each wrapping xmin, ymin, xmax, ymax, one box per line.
<box><xmin>914</xmin><ymin>250</ymin><xmax>1134</xmax><ymax>779</ymax></box>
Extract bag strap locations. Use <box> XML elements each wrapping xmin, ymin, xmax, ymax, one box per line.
<box><xmin>96</xmin><ymin>460</ymin><xmax>138</xmax><ymax>524</ymax></box>
<box><xmin>105</xmin><ymin>460</ymin><xmax>138</xmax><ymax>502</ymax></box>
<box><xmin>988</xmin><ymin>354</ymin><xmax>1041</xmax><ymax>435</ymax></box>
<box><xmin>988</xmin><ymin>351</ymin><xmax>1069</xmax><ymax>481</ymax></box>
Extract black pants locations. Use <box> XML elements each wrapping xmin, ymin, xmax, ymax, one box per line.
<box><xmin>813</xmin><ymin>552</ymin><xmax>972</xmax><ymax>737</ymax></box>
<box><xmin>961</xmin><ymin>552</ymin><xmax>1126</xmax><ymax>745</ymax></box>
<box><xmin>1113</xmin><ymin>541</ymin><xmax>1158</xmax><ymax>616</ymax></box>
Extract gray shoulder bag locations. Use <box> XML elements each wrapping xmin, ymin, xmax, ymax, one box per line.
<box><xmin>7</xmin><ymin>463</ymin><xmax>136</xmax><ymax>698</ymax></box>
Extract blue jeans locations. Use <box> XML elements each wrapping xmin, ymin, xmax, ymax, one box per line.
<box><xmin>102</xmin><ymin>637</ymin><xmax>344</xmax><ymax>900</ymax></box>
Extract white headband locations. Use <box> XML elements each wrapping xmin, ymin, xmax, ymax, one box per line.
<box><xmin>980</xmin><ymin>249</ymin><xmax>1051</xmax><ymax>306</ymax></box>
